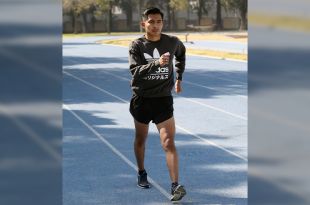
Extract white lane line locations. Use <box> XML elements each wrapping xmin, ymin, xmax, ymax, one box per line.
<box><xmin>0</xmin><ymin>48</ymin><xmax>60</xmax><ymax>82</ymax></box>
<box><xmin>64</xmin><ymin>41</ymin><xmax>247</xmax><ymax>84</ymax></box>
<box><xmin>176</xmin><ymin>125</ymin><xmax>247</xmax><ymax>161</ymax></box>
<box><xmin>64</xmin><ymin>71</ymin><xmax>127</xmax><ymax>103</ymax></box>
<box><xmin>179</xmin><ymin>97</ymin><xmax>247</xmax><ymax>121</ymax></box>
<box><xmin>205</xmin><ymin>74</ymin><xmax>247</xmax><ymax>85</ymax></box>
<box><xmin>183</xmin><ymin>80</ymin><xmax>247</xmax><ymax>99</ymax></box>
<box><xmin>64</xmin><ymin>49</ymin><xmax>247</xmax><ymax>91</ymax></box>
<box><xmin>63</xmin><ymin>104</ymin><xmax>171</xmax><ymax>200</ymax></box>
<box><xmin>0</xmin><ymin>105</ymin><xmax>61</xmax><ymax>163</ymax></box>
<box><xmin>64</xmin><ymin>59</ymin><xmax>246</xmax><ymax>121</ymax></box>
<box><xmin>63</xmin><ymin>71</ymin><xmax>247</xmax><ymax>162</ymax></box>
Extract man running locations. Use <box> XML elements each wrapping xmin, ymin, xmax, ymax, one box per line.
<box><xmin>128</xmin><ymin>7</ymin><xmax>186</xmax><ymax>202</ymax></box>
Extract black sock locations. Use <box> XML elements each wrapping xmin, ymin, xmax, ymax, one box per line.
<box><xmin>138</xmin><ymin>170</ymin><xmax>146</xmax><ymax>175</ymax></box>
<box><xmin>172</xmin><ymin>182</ymin><xmax>179</xmax><ymax>189</ymax></box>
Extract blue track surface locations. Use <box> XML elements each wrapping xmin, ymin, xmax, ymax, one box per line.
<box><xmin>184</xmin><ymin>40</ymin><xmax>247</xmax><ymax>54</ymax></box>
<box><xmin>63</xmin><ymin>35</ymin><xmax>248</xmax><ymax>205</ymax></box>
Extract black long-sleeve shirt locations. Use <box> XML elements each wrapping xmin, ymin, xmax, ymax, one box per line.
<box><xmin>128</xmin><ymin>33</ymin><xmax>186</xmax><ymax>97</ymax></box>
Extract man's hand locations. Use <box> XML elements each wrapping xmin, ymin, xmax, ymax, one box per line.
<box><xmin>175</xmin><ymin>80</ymin><xmax>182</xmax><ymax>94</ymax></box>
<box><xmin>159</xmin><ymin>52</ymin><xmax>170</xmax><ymax>67</ymax></box>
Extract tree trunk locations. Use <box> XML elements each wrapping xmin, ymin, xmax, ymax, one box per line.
<box><xmin>106</xmin><ymin>13</ymin><xmax>110</xmax><ymax>33</ymax></box>
<box><xmin>166</xmin><ymin>3</ymin><xmax>171</xmax><ymax>30</ymax></box>
<box><xmin>198</xmin><ymin>10</ymin><xmax>202</xmax><ymax>25</ymax></box>
<box><xmin>239</xmin><ymin>0</ymin><xmax>247</xmax><ymax>30</ymax></box>
<box><xmin>81</xmin><ymin>12</ymin><xmax>87</xmax><ymax>33</ymax></box>
<box><xmin>171</xmin><ymin>9</ymin><xmax>176</xmax><ymax>30</ymax></box>
<box><xmin>70</xmin><ymin>11</ymin><xmax>75</xmax><ymax>33</ymax></box>
<box><xmin>126</xmin><ymin>0</ymin><xmax>133</xmax><ymax>31</ymax></box>
<box><xmin>198</xmin><ymin>0</ymin><xmax>202</xmax><ymax>25</ymax></box>
<box><xmin>240</xmin><ymin>11</ymin><xmax>247</xmax><ymax>30</ymax></box>
<box><xmin>73</xmin><ymin>13</ymin><xmax>79</xmax><ymax>34</ymax></box>
<box><xmin>126</xmin><ymin>11</ymin><xmax>133</xmax><ymax>31</ymax></box>
<box><xmin>139</xmin><ymin>0</ymin><xmax>143</xmax><ymax>32</ymax></box>
<box><xmin>107</xmin><ymin>1</ymin><xmax>112</xmax><ymax>34</ymax></box>
<box><xmin>90</xmin><ymin>13</ymin><xmax>96</xmax><ymax>32</ymax></box>
<box><xmin>216</xmin><ymin>0</ymin><xmax>222</xmax><ymax>30</ymax></box>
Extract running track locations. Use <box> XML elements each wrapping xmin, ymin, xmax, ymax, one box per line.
<box><xmin>63</xmin><ymin>35</ymin><xmax>247</xmax><ymax>205</ymax></box>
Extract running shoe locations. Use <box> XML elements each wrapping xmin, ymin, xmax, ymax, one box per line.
<box><xmin>170</xmin><ymin>184</ymin><xmax>186</xmax><ymax>201</ymax></box>
<box><xmin>137</xmin><ymin>170</ymin><xmax>150</xmax><ymax>189</ymax></box>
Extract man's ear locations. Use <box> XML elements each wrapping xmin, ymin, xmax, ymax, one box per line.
<box><xmin>141</xmin><ymin>21</ymin><xmax>145</xmax><ymax>28</ymax></box>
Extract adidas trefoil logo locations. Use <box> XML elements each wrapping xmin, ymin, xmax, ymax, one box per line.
<box><xmin>144</xmin><ymin>48</ymin><xmax>160</xmax><ymax>63</ymax></box>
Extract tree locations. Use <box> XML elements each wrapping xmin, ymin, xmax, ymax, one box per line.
<box><xmin>215</xmin><ymin>0</ymin><xmax>222</xmax><ymax>30</ymax></box>
<box><xmin>222</xmin><ymin>0</ymin><xmax>247</xmax><ymax>30</ymax></box>
<box><xmin>63</xmin><ymin>0</ymin><xmax>97</xmax><ymax>33</ymax></box>
<box><xmin>197</xmin><ymin>0</ymin><xmax>209</xmax><ymax>25</ymax></box>
<box><xmin>144</xmin><ymin>0</ymin><xmax>165</xmax><ymax>9</ymax></box>
<box><xmin>143</xmin><ymin>0</ymin><xmax>187</xmax><ymax>30</ymax></box>
<box><xmin>118</xmin><ymin>0</ymin><xmax>139</xmax><ymax>31</ymax></box>
<box><xmin>96</xmin><ymin>0</ymin><xmax>114</xmax><ymax>33</ymax></box>
<box><xmin>168</xmin><ymin>0</ymin><xmax>188</xmax><ymax>30</ymax></box>
<box><xmin>138</xmin><ymin>0</ymin><xmax>145</xmax><ymax>32</ymax></box>
<box><xmin>189</xmin><ymin>0</ymin><xmax>209</xmax><ymax>26</ymax></box>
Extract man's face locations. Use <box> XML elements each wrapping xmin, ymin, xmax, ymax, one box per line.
<box><xmin>142</xmin><ymin>13</ymin><xmax>163</xmax><ymax>36</ymax></box>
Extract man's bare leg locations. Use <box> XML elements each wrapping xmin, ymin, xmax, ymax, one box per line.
<box><xmin>134</xmin><ymin>120</ymin><xmax>151</xmax><ymax>188</ymax></box>
<box><xmin>156</xmin><ymin>116</ymin><xmax>186</xmax><ymax>201</ymax></box>
<box><xmin>134</xmin><ymin>120</ymin><xmax>149</xmax><ymax>172</ymax></box>
<box><xmin>156</xmin><ymin>117</ymin><xmax>178</xmax><ymax>183</ymax></box>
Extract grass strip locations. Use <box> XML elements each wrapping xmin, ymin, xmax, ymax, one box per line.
<box><xmin>98</xmin><ymin>39</ymin><xmax>247</xmax><ymax>61</ymax></box>
<box><xmin>250</xmin><ymin>13</ymin><xmax>310</xmax><ymax>32</ymax></box>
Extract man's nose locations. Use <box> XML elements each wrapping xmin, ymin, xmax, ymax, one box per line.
<box><xmin>154</xmin><ymin>23</ymin><xmax>160</xmax><ymax>28</ymax></box>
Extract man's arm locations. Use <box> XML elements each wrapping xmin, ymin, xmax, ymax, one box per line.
<box><xmin>175</xmin><ymin>79</ymin><xmax>182</xmax><ymax>93</ymax></box>
<box><xmin>129</xmin><ymin>42</ymin><xmax>160</xmax><ymax>79</ymax></box>
<box><xmin>174</xmin><ymin>39</ymin><xmax>186</xmax><ymax>93</ymax></box>
<box><xmin>174</xmin><ymin>39</ymin><xmax>186</xmax><ymax>81</ymax></box>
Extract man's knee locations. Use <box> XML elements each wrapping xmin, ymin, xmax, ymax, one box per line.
<box><xmin>161</xmin><ymin>135</ymin><xmax>175</xmax><ymax>152</ymax></box>
<box><xmin>135</xmin><ymin>134</ymin><xmax>147</xmax><ymax>146</ymax></box>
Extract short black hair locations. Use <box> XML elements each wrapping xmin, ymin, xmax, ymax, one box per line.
<box><xmin>142</xmin><ymin>7</ymin><xmax>164</xmax><ymax>20</ymax></box>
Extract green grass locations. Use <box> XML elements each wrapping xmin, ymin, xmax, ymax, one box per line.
<box><xmin>98</xmin><ymin>39</ymin><xmax>247</xmax><ymax>61</ymax></box>
<box><xmin>187</xmin><ymin>48</ymin><xmax>247</xmax><ymax>61</ymax></box>
<box><xmin>250</xmin><ymin>13</ymin><xmax>310</xmax><ymax>32</ymax></box>
<box><xmin>63</xmin><ymin>32</ymin><xmax>247</xmax><ymax>61</ymax></box>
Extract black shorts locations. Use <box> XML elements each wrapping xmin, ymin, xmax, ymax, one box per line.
<box><xmin>129</xmin><ymin>95</ymin><xmax>174</xmax><ymax>125</ymax></box>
